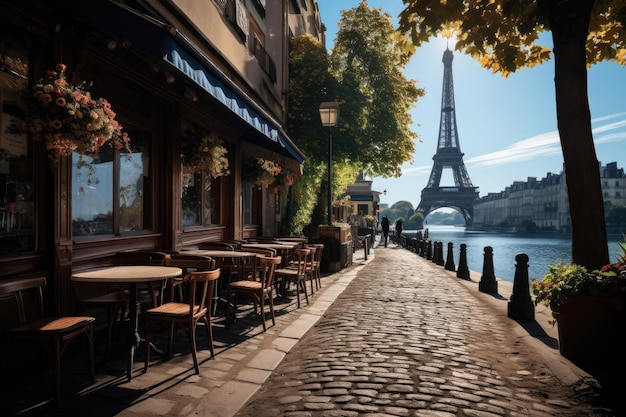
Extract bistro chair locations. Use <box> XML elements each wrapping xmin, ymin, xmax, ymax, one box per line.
<box><xmin>225</xmin><ymin>256</ymin><xmax>281</xmax><ymax>331</ymax></box>
<box><xmin>305</xmin><ymin>243</ymin><xmax>324</xmax><ymax>291</ymax></box>
<box><xmin>165</xmin><ymin>254</ymin><xmax>216</xmax><ymax>302</ymax></box>
<box><xmin>302</xmin><ymin>245</ymin><xmax>317</xmax><ymax>295</ymax></box>
<box><xmin>0</xmin><ymin>276</ymin><xmax>95</xmax><ymax>399</ymax></box>
<box><xmin>197</xmin><ymin>241</ymin><xmax>243</xmax><ymax>282</ymax></box>
<box><xmin>239</xmin><ymin>247</ymin><xmax>277</xmax><ymax>280</ymax></box>
<box><xmin>144</xmin><ymin>268</ymin><xmax>221</xmax><ymax>374</ymax></box>
<box><xmin>198</xmin><ymin>241</ymin><xmax>236</xmax><ymax>251</ymax></box>
<box><xmin>274</xmin><ymin>248</ymin><xmax>310</xmax><ymax>308</ymax></box>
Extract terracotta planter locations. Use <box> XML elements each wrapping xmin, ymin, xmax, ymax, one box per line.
<box><xmin>555</xmin><ymin>296</ymin><xmax>624</xmax><ymax>366</ymax></box>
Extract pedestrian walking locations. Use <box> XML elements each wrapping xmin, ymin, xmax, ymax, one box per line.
<box><xmin>395</xmin><ymin>218</ymin><xmax>403</xmax><ymax>244</ymax></box>
<box><xmin>380</xmin><ymin>215</ymin><xmax>390</xmax><ymax>247</ymax></box>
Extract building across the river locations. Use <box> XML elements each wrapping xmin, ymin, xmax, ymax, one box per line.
<box><xmin>473</xmin><ymin>161</ymin><xmax>626</xmax><ymax>232</ymax></box>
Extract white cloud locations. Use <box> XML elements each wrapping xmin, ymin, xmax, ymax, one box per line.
<box><xmin>458</xmin><ymin>113</ymin><xmax>626</xmax><ymax>168</ymax></box>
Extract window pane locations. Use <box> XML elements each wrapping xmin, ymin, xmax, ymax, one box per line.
<box><xmin>205</xmin><ymin>176</ymin><xmax>220</xmax><ymax>225</ymax></box>
<box><xmin>182</xmin><ymin>171</ymin><xmax>202</xmax><ymax>227</ymax></box>
<box><xmin>119</xmin><ymin>130</ymin><xmax>150</xmax><ymax>233</ymax></box>
<box><xmin>0</xmin><ymin>34</ymin><xmax>33</xmax><ymax>256</ymax></box>
<box><xmin>72</xmin><ymin>150</ymin><xmax>114</xmax><ymax>236</ymax></box>
<box><xmin>180</xmin><ymin>120</ymin><xmax>224</xmax><ymax>227</ymax></box>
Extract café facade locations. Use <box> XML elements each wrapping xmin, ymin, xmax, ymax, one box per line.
<box><xmin>0</xmin><ymin>0</ymin><xmax>322</xmax><ymax>316</ymax></box>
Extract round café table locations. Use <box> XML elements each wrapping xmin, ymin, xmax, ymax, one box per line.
<box><xmin>71</xmin><ymin>265</ymin><xmax>182</xmax><ymax>380</ymax></box>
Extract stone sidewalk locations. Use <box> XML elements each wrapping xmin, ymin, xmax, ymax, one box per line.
<box><xmin>235</xmin><ymin>244</ymin><xmax>612</xmax><ymax>417</ymax></box>
<box><xmin>4</xmin><ymin>248</ymin><xmax>369</xmax><ymax>416</ymax></box>
<box><xmin>3</xmin><ymin>242</ymin><xmax>615</xmax><ymax>416</ymax></box>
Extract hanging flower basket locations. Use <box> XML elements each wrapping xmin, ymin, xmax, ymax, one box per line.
<box><xmin>274</xmin><ymin>168</ymin><xmax>297</xmax><ymax>187</ymax></box>
<box><xmin>181</xmin><ymin>133</ymin><xmax>230</xmax><ymax>181</ymax></box>
<box><xmin>242</xmin><ymin>156</ymin><xmax>282</xmax><ymax>186</ymax></box>
<box><xmin>30</xmin><ymin>63</ymin><xmax>131</xmax><ymax>167</ymax></box>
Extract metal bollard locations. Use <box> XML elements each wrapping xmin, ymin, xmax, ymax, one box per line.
<box><xmin>507</xmin><ymin>253</ymin><xmax>535</xmax><ymax>320</ymax></box>
<box><xmin>444</xmin><ymin>242</ymin><xmax>455</xmax><ymax>271</ymax></box>
<box><xmin>456</xmin><ymin>243</ymin><xmax>470</xmax><ymax>280</ymax></box>
<box><xmin>431</xmin><ymin>241</ymin><xmax>439</xmax><ymax>264</ymax></box>
<box><xmin>426</xmin><ymin>240</ymin><xmax>433</xmax><ymax>260</ymax></box>
<box><xmin>436</xmin><ymin>242</ymin><xmax>445</xmax><ymax>266</ymax></box>
<box><xmin>479</xmin><ymin>246</ymin><xmax>498</xmax><ymax>294</ymax></box>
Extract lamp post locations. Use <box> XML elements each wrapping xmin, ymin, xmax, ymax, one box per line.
<box><xmin>319</xmin><ymin>101</ymin><xmax>340</xmax><ymax>226</ymax></box>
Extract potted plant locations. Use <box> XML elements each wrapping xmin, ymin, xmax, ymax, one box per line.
<box><xmin>530</xmin><ymin>242</ymin><xmax>626</xmax><ymax>363</ymax></box>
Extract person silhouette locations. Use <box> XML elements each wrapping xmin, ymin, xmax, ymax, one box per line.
<box><xmin>381</xmin><ymin>216</ymin><xmax>390</xmax><ymax>247</ymax></box>
<box><xmin>395</xmin><ymin>219</ymin><xmax>403</xmax><ymax>245</ymax></box>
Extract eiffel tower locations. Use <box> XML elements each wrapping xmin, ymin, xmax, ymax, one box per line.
<box><xmin>417</xmin><ymin>47</ymin><xmax>479</xmax><ymax>225</ymax></box>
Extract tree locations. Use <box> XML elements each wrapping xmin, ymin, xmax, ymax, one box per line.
<box><xmin>285</xmin><ymin>35</ymin><xmax>334</xmax><ymax>235</ymax></box>
<box><xmin>285</xmin><ymin>2</ymin><xmax>425</xmax><ymax>234</ymax></box>
<box><xmin>331</xmin><ymin>1</ymin><xmax>424</xmax><ymax>178</ymax></box>
<box><xmin>606</xmin><ymin>203</ymin><xmax>626</xmax><ymax>228</ymax></box>
<box><xmin>406</xmin><ymin>211</ymin><xmax>424</xmax><ymax>230</ymax></box>
<box><xmin>398</xmin><ymin>0</ymin><xmax>626</xmax><ymax>270</ymax></box>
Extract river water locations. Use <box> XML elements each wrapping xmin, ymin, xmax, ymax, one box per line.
<box><xmin>402</xmin><ymin>226</ymin><xmax>624</xmax><ymax>283</ymax></box>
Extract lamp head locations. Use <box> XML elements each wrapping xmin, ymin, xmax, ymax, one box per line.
<box><xmin>319</xmin><ymin>101</ymin><xmax>339</xmax><ymax>127</ymax></box>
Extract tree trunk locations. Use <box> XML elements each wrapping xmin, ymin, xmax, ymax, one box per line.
<box><xmin>540</xmin><ymin>0</ymin><xmax>609</xmax><ymax>270</ymax></box>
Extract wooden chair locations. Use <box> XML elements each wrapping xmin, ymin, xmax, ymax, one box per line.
<box><xmin>302</xmin><ymin>246</ymin><xmax>317</xmax><ymax>295</ymax></box>
<box><xmin>198</xmin><ymin>241</ymin><xmax>236</xmax><ymax>251</ymax></box>
<box><xmin>73</xmin><ymin>284</ymin><xmax>128</xmax><ymax>353</ymax></box>
<box><xmin>274</xmin><ymin>248</ymin><xmax>310</xmax><ymax>308</ymax></box>
<box><xmin>144</xmin><ymin>268</ymin><xmax>221</xmax><ymax>374</ymax></box>
<box><xmin>197</xmin><ymin>242</ymin><xmax>242</xmax><ymax>282</ymax></box>
<box><xmin>0</xmin><ymin>276</ymin><xmax>95</xmax><ymax>399</ymax></box>
<box><xmin>240</xmin><ymin>247</ymin><xmax>277</xmax><ymax>280</ymax></box>
<box><xmin>225</xmin><ymin>256</ymin><xmax>281</xmax><ymax>331</ymax></box>
<box><xmin>305</xmin><ymin>243</ymin><xmax>324</xmax><ymax>291</ymax></box>
<box><xmin>165</xmin><ymin>254</ymin><xmax>216</xmax><ymax>302</ymax></box>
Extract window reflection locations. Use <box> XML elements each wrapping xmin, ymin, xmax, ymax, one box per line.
<box><xmin>180</xmin><ymin>120</ymin><xmax>222</xmax><ymax>228</ymax></box>
<box><xmin>72</xmin><ymin>151</ymin><xmax>113</xmax><ymax>236</ymax></box>
<box><xmin>72</xmin><ymin>126</ymin><xmax>152</xmax><ymax>236</ymax></box>
<box><xmin>0</xmin><ymin>37</ymin><xmax>32</xmax><ymax>256</ymax></box>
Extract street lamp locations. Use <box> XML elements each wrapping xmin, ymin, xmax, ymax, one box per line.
<box><xmin>319</xmin><ymin>101</ymin><xmax>340</xmax><ymax>225</ymax></box>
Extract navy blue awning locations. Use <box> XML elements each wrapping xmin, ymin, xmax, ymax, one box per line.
<box><xmin>70</xmin><ymin>0</ymin><xmax>304</xmax><ymax>163</ymax></box>
<box><xmin>346</xmin><ymin>194</ymin><xmax>374</xmax><ymax>202</ymax></box>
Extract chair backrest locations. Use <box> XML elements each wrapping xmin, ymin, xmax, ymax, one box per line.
<box><xmin>184</xmin><ymin>268</ymin><xmax>221</xmax><ymax>317</ymax></box>
<box><xmin>198</xmin><ymin>241</ymin><xmax>235</xmax><ymax>251</ymax></box>
<box><xmin>165</xmin><ymin>255</ymin><xmax>216</xmax><ymax>271</ymax></box>
<box><xmin>111</xmin><ymin>250</ymin><xmax>171</xmax><ymax>266</ymax></box>
<box><xmin>0</xmin><ymin>276</ymin><xmax>47</xmax><ymax>327</ymax></box>
<box><xmin>244</xmin><ymin>247</ymin><xmax>277</xmax><ymax>257</ymax></box>
<box><xmin>292</xmin><ymin>249</ymin><xmax>311</xmax><ymax>276</ymax></box>
<box><xmin>306</xmin><ymin>244</ymin><xmax>324</xmax><ymax>264</ymax></box>
<box><xmin>257</xmin><ymin>256</ymin><xmax>282</xmax><ymax>290</ymax></box>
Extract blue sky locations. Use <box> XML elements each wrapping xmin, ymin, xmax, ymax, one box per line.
<box><xmin>317</xmin><ymin>0</ymin><xmax>626</xmax><ymax>210</ymax></box>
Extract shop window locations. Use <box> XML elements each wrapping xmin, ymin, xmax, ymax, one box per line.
<box><xmin>180</xmin><ymin>121</ymin><xmax>226</xmax><ymax>228</ymax></box>
<box><xmin>72</xmin><ymin>125</ymin><xmax>152</xmax><ymax>236</ymax></box>
<box><xmin>0</xmin><ymin>35</ymin><xmax>32</xmax><ymax>256</ymax></box>
<box><xmin>242</xmin><ymin>182</ymin><xmax>262</xmax><ymax>226</ymax></box>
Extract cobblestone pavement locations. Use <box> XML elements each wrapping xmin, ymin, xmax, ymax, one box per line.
<box><xmin>235</xmin><ymin>245</ymin><xmax>609</xmax><ymax>417</ymax></box>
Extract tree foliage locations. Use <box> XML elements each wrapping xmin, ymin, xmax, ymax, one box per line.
<box><xmin>398</xmin><ymin>0</ymin><xmax>626</xmax><ymax>270</ymax></box>
<box><xmin>331</xmin><ymin>1</ymin><xmax>424</xmax><ymax>178</ymax></box>
<box><xmin>284</xmin><ymin>2</ymin><xmax>425</xmax><ymax>235</ymax></box>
